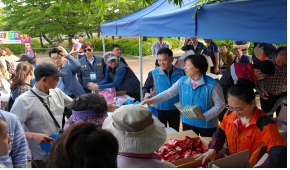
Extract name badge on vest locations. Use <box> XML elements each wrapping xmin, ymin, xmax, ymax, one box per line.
<box><xmin>90</xmin><ymin>72</ymin><xmax>97</xmax><ymax>81</ymax></box>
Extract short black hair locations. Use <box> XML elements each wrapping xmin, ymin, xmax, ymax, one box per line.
<box><xmin>110</xmin><ymin>44</ymin><xmax>120</xmax><ymax>51</ymax></box>
<box><xmin>46</xmin><ymin>122</ymin><xmax>119</xmax><ymax>168</ymax></box>
<box><xmin>252</xmin><ymin>60</ymin><xmax>275</xmax><ymax>75</ymax></box>
<box><xmin>79</xmin><ymin>35</ymin><xmax>83</xmax><ymax>38</ymax></box>
<box><xmin>275</xmin><ymin>47</ymin><xmax>287</xmax><ymax>57</ymax></box>
<box><xmin>71</xmin><ymin>93</ymin><xmax>108</xmax><ymax>114</ymax></box>
<box><xmin>49</xmin><ymin>48</ymin><xmax>60</xmax><ymax>57</ymax></box>
<box><xmin>220</xmin><ymin>43</ymin><xmax>228</xmax><ymax>48</ymax></box>
<box><xmin>227</xmin><ymin>78</ymin><xmax>255</xmax><ymax>104</ymax></box>
<box><xmin>157</xmin><ymin>48</ymin><xmax>173</xmax><ymax>58</ymax></box>
<box><xmin>184</xmin><ymin>54</ymin><xmax>208</xmax><ymax>74</ymax></box>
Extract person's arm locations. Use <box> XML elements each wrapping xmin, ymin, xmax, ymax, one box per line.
<box><xmin>142</xmin><ymin>71</ymin><xmax>154</xmax><ymax>96</ymax></box>
<box><xmin>58</xmin><ymin>88</ymin><xmax>74</xmax><ymax>106</ymax></box>
<box><xmin>232</xmin><ymin>41</ymin><xmax>238</xmax><ymax>49</ymax></box>
<box><xmin>202</xmin><ymin>82</ymin><xmax>226</xmax><ymax>121</ymax></box>
<box><xmin>65</xmin><ymin>54</ymin><xmax>82</xmax><ymax>74</ymax></box>
<box><xmin>98</xmin><ymin>67</ymin><xmax>128</xmax><ymax>89</ymax></box>
<box><xmin>165</xmin><ymin>42</ymin><xmax>170</xmax><ymax>49</ymax></box>
<box><xmin>10</xmin><ymin>115</ymin><xmax>27</xmax><ymax>168</ymax></box>
<box><xmin>152</xmin><ymin>79</ymin><xmax>180</xmax><ymax>104</ymax></box>
<box><xmin>97</xmin><ymin>67</ymin><xmax>110</xmax><ymax>85</ymax></box>
<box><xmin>213</xmin><ymin>44</ymin><xmax>220</xmax><ymax>73</ymax></box>
<box><xmin>256</xmin><ymin>122</ymin><xmax>287</xmax><ymax>168</ymax></box>
<box><xmin>181</xmin><ymin>45</ymin><xmax>187</xmax><ymax>51</ymax></box>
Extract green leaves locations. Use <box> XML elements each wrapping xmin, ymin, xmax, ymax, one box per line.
<box><xmin>189</xmin><ymin>0</ymin><xmax>218</xmax><ymax>20</ymax></box>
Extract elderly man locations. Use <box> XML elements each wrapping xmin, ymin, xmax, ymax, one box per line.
<box><xmin>256</xmin><ymin>47</ymin><xmax>287</xmax><ymax>117</ymax></box>
<box><xmin>152</xmin><ymin>37</ymin><xmax>169</xmax><ymax>67</ymax></box>
<box><xmin>232</xmin><ymin>48</ymin><xmax>251</xmax><ymax>64</ymax></box>
<box><xmin>11</xmin><ymin>63</ymin><xmax>73</xmax><ymax>168</ymax></box>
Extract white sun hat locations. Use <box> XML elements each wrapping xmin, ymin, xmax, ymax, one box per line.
<box><xmin>102</xmin><ymin>104</ymin><xmax>166</xmax><ymax>154</ymax></box>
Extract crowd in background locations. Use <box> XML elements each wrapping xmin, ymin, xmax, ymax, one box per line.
<box><xmin>0</xmin><ymin>36</ymin><xmax>286</xmax><ymax>168</ymax></box>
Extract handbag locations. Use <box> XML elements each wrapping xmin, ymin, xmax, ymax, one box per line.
<box><xmin>4</xmin><ymin>60</ymin><xmax>15</xmax><ymax>75</ymax></box>
<box><xmin>30</xmin><ymin>90</ymin><xmax>63</xmax><ymax>134</ymax></box>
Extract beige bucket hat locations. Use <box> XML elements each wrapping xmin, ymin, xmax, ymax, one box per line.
<box><xmin>102</xmin><ymin>105</ymin><xmax>166</xmax><ymax>154</ymax></box>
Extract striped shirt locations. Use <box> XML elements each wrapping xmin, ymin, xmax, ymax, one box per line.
<box><xmin>0</xmin><ymin>111</ymin><xmax>27</xmax><ymax>168</ymax></box>
<box><xmin>256</xmin><ymin>59</ymin><xmax>287</xmax><ymax>95</ymax></box>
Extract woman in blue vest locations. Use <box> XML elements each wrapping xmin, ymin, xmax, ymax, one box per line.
<box><xmin>141</xmin><ymin>54</ymin><xmax>225</xmax><ymax>137</ymax></box>
<box><xmin>88</xmin><ymin>52</ymin><xmax>141</xmax><ymax>102</ymax></box>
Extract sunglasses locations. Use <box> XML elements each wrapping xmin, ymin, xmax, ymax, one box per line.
<box><xmin>83</xmin><ymin>48</ymin><xmax>92</xmax><ymax>52</ymax></box>
<box><xmin>109</xmin><ymin>59</ymin><xmax>117</xmax><ymax>63</ymax></box>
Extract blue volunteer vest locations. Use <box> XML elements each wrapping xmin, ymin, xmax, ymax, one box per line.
<box><xmin>179</xmin><ymin>75</ymin><xmax>217</xmax><ymax>128</ymax></box>
<box><xmin>152</xmin><ymin>67</ymin><xmax>184</xmax><ymax>110</ymax></box>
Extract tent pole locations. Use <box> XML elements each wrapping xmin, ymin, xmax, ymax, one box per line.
<box><xmin>102</xmin><ymin>36</ymin><xmax>105</xmax><ymax>56</ymax></box>
<box><xmin>139</xmin><ymin>36</ymin><xmax>143</xmax><ymax>101</ymax></box>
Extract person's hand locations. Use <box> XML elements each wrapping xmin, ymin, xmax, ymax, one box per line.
<box><xmin>144</xmin><ymin>93</ymin><xmax>152</xmax><ymax>100</ymax></box>
<box><xmin>108</xmin><ymin>102</ymin><xmax>119</xmax><ymax>112</ymax></box>
<box><xmin>58</xmin><ymin>46</ymin><xmax>68</xmax><ymax>57</ymax></box>
<box><xmin>195</xmin><ymin>113</ymin><xmax>205</xmax><ymax>119</ymax></box>
<box><xmin>140</xmin><ymin>98</ymin><xmax>155</xmax><ymax>106</ymax></box>
<box><xmin>188</xmin><ymin>41</ymin><xmax>193</xmax><ymax>45</ymax></box>
<box><xmin>193</xmin><ymin>149</ymin><xmax>216</xmax><ymax>165</ymax></box>
<box><xmin>214</xmin><ymin>67</ymin><xmax>219</xmax><ymax>74</ymax></box>
<box><xmin>87</xmin><ymin>82</ymin><xmax>99</xmax><ymax>90</ymax></box>
<box><xmin>32</xmin><ymin>133</ymin><xmax>54</xmax><ymax>144</ymax></box>
<box><xmin>259</xmin><ymin>90</ymin><xmax>269</xmax><ymax>100</ymax></box>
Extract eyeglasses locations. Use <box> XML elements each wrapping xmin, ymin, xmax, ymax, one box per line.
<box><xmin>83</xmin><ymin>48</ymin><xmax>92</xmax><ymax>53</ymax></box>
<box><xmin>51</xmin><ymin>56</ymin><xmax>63</xmax><ymax>61</ymax></box>
<box><xmin>109</xmin><ymin>59</ymin><xmax>116</xmax><ymax>63</ymax></box>
<box><xmin>225</xmin><ymin>102</ymin><xmax>251</xmax><ymax>113</ymax></box>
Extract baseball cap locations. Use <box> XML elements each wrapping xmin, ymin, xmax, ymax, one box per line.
<box><xmin>104</xmin><ymin>51</ymin><xmax>118</xmax><ymax>63</ymax></box>
<box><xmin>17</xmin><ymin>54</ymin><xmax>35</xmax><ymax>65</ymax></box>
<box><xmin>34</xmin><ymin>62</ymin><xmax>67</xmax><ymax>79</ymax></box>
<box><xmin>25</xmin><ymin>43</ymin><xmax>30</xmax><ymax>46</ymax></box>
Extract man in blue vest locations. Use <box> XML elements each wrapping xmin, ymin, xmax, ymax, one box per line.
<box><xmin>142</xmin><ymin>48</ymin><xmax>184</xmax><ymax>131</ymax></box>
<box><xmin>77</xmin><ymin>42</ymin><xmax>106</xmax><ymax>93</ymax></box>
<box><xmin>87</xmin><ymin>52</ymin><xmax>141</xmax><ymax>102</ymax></box>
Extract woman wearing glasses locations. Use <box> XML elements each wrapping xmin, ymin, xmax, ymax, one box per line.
<box><xmin>194</xmin><ymin>79</ymin><xmax>287</xmax><ymax>168</ymax></box>
<box><xmin>77</xmin><ymin>42</ymin><xmax>106</xmax><ymax>93</ymax></box>
<box><xmin>141</xmin><ymin>54</ymin><xmax>225</xmax><ymax>137</ymax></box>
<box><xmin>87</xmin><ymin>51</ymin><xmax>141</xmax><ymax>102</ymax></box>
<box><xmin>24</xmin><ymin>43</ymin><xmax>36</xmax><ymax>67</ymax></box>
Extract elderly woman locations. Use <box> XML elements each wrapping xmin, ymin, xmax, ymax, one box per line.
<box><xmin>64</xmin><ymin>93</ymin><xmax>119</xmax><ymax>131</ymax></box>
<box><xmin>141</xmin><ymin>54</ymin><xmax>225</xmax><ymax>137</ymax></box>
<box><xmin>193</xmin><ymin>79</ymin><xmax>287</xmax><ymax>168</ymax></box>
<box><xmin>102</xmin><ymin>105</ymin><xmax>176</xmax><ymax>168</ymax></box>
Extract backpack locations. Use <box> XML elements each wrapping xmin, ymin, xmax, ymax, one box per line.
<box><xmin>4</xmin><ymin>60</ymin><xmax>15</xmax><ymax>75</ymax></box>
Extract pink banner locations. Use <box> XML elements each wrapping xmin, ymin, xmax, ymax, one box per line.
<box><xmin>0</xmin><ymin>31</ymin><xmax>31</xmax><ymax>44</ymax></box>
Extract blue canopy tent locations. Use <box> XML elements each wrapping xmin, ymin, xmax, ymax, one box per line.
<box><xmin>100</xmin><ymin>0</ymin><xmax>287</xmax><ymax>100</ymax></box>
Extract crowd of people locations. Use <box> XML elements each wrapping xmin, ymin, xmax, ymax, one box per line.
<box><xmin>0</xmin><ymin>36</ymin><xmax>286</xmax><ymax>168</ymax></box>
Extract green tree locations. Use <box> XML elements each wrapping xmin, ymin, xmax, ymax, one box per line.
<box><xmin>2</xmin><ymin>0</ymin><xmax>97</xmax><ymax>49</ymax></box>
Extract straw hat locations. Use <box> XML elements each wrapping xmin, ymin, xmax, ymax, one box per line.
<box><xmin>102</xmin><ymin>105</ymin><xmax>166</xmax><ymax>154</ymax></box>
